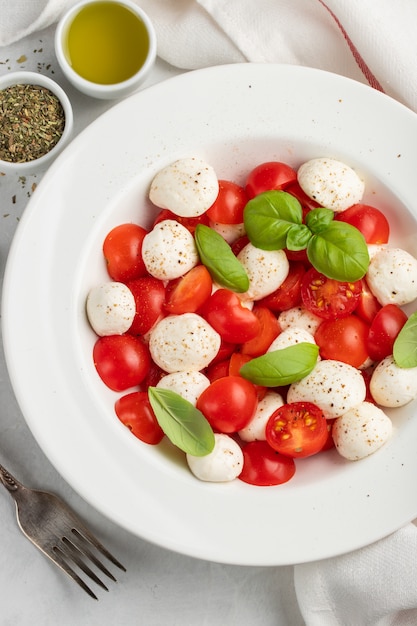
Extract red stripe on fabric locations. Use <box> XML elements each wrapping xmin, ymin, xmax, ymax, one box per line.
<box><xmin>317</xmin><ymin>0</ymin><xmax>385</xmax><ymax>92</ymax></box>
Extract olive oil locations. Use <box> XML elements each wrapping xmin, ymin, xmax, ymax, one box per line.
<box><xmin>64</xmin><ymin>1</ymin><xmax>150</xmax><ymax>85</ymax></box>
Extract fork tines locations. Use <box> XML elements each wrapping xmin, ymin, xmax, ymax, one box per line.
<box><xmin>52</xmin><ymin>527</ymin><xmax>126</xmax><ymax>600</ymax></box>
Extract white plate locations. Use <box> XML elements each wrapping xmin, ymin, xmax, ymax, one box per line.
<box><xmin>3</xmin><ymin>64</ymin><xmax>417</xmax><ymax>566</ymax></box>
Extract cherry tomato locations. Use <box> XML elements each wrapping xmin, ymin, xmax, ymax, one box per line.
<box><xmin>314</xmin><ymin>315</ymin><xmax>370</xmax><ymax>368</ymax></box>
<box><xmin>258</xmin><ymin>262</ymin><xmax>306</xmax><ymax>312</ymax></box>
<box><xmin>301</xmin><ymin>267</ymin><xmax>362</xmax><ymax>320</ymax></box>
<box><xmin>231</xmin><ymin>235</ymin><xmax>250</xmax><ymax>256</ymax></box>
<box><xmin>93</xmin><ymin>335</ymin><xmax>151</xmax><ymax>392</ymax></box>
<box><xmin>103</xmin><ymin>223</ymin><xmax>148</xmax><ymax>282</ymax></box>
<box><xmin>245</xmin><ymin>161</ymin><xmax>297</xmax><ymax>198</ymax></box>
<box><xmin>207</xmin><ymin>339</ymin><xmax>236</xmax><ymax>367</ymax></box>
<box><xmin>366</xmin><ymin>304</ymin><xmax>408</xmax><ymax>361</ymax></box>
<box><xmin>355</xmin><ymin>278</ymin><xmax>382</xmax><ymax>324</ymax></box>
<box><xmin>266</xmin><ymin>401</ymin><xmax>328</xmax><ymax>458</ymax></box>
<box><xmin>238</xmin><ymin>440</ymin><xmax>296</xmax><ymax>486</ymax></box>
<box><xmin>335</xmin><ymin>203</ymin><xmax>390</xmax><ymax>244</ymax></box>
<box><xmin>164</xmin><ymin>265</ymin><xmax>212</xmax><ymax>314</ymax></box>
<box><xmin>115</xmin><ymin>391</ymin><xmax>164</xmax><ymax>444</ymax></box>
<box><xmin>127</xmin><ymin>276</ymin><xmax>166</xmax><ymax>336</ymax></box>
<box><xmin>196</xmin><ymin>376</ymin><xmax>258</xmax><ymax>432</ymax></box>
<box><xmin>202</xmin><ymin>289</ymin><xmax>260</xmax><ymax>343</ymax></box>
<box><xmin>206</xmin><ymin>180</ymin><xmax>248</xmax><ymax>224</ymax></box>
<box><xmin>153</xmin><ymin>208</ymin><xmax>210</xmax><ymax>234</ymax></box>
<box><xmin>285</xmin><ymin>180</ymin><xmax>321</xmax><ymax>213</ymax></box>
<box><xmin>205</xmin><ymin>358</ymin><xmax>230</xmax><ymax>383</ymax></box>
<box><xmin>240</xmin><ymin>306</ymin><xmax>280</xmax><ymax>356</ymax></box>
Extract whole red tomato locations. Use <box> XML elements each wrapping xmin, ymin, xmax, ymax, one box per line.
<box><xmin>115</xmin><ymin>391</ymin><xmax>164</xmax><ymax>444</ymax></box>
<box><xmin>103</xmin><ymin>223</ymin><xmax>148</xmax><ymax>282</ymax></box>
<box><xmin>238</xmin><ymin>440</ymin><xmax>296</xmax><ymax>486</ymax></box>
<box><xmin>93</xmin><ymin>335</ymin><xmax>151</xmax><ymax>391</ymax></box>
<box><xmin>197</xmin><ymin>376</ymin><xmax>258</xmax><ymax>432</ymax></box>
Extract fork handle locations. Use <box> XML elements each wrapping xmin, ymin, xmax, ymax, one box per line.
<box><xmin>0</xmin><ymin>464</ymin><xmax>19</xmax><ymax>493</ymax></box>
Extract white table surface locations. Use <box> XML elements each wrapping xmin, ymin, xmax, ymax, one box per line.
<box><xmin>0</xmin><ymin>24</ymin><xmax>304</xmax><ymax>626</ymax></box>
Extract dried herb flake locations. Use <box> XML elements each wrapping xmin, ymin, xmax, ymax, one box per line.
<box><xmin>0</xmin><ymin>83</ymin><xmax>65</xmax><ymax>163</ymax></box>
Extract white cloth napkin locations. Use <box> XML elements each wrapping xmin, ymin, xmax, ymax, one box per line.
<box><xmin>2</xmin><ymin>1</ymin><xmax>417</xmax><ymax>624</ymax></box>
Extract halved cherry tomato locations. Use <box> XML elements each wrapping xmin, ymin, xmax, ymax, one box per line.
<box><xmin>321</xmin><ymin>419</ymin><xmax>336</xmax><ymax>452</ymax></box>
<box><xmin>115</xmin><ymin>391</ymin><xmax>164</xmax><ymax>444</ymax></box>
<box><xmin>258</xmin><ymin>262</ymin><xmax>306</xmax><ymax>312</ymax></box>
<box><xmin>314</xmin><ymin>315</ymin><xmax>370</xmax><ymax>368</ymax></box>
<box><xmin>240</xmin><ymin>306</ymin><xmax>280</xmax><ymax>356</ymax></box>
<box><xmin>206</xmin><ymin>180</ymin><xmax>248</xmax><ymax>224</ymax></box>
<box><xmin>301</xmin><ymin>267</ymin><xmax>362</xmax><ymax>320</ymax></box>
<box><xmin>164</xmin><ymin>265</ymin><xmax>212</xmax><ymax>314</ymax></box>
<box><xmin>238</xmin><ymin>440</ymin><xmax>296</xmax><ymax>486</ymax></box>
<box><xmin>127</xmin><ymin>276</ymin><xmax>166</xmax><ymax>336</ymax></box>
<box><xmin>335</xmin><ymin>203</ymin><xmax>390</xmax><ymax>244</ymax></box>
<box><xmin>197</xmin><ymin>375</ymin><xmax>258</xmax><ymax>433</ymax></box>
<box><xmin>355</xmin><ymin>278</ymin><xmax>382</xmax><ymax>324</ymax></box>
<box><xmin>231</xmin><ymin>235</ymin><xmax>250</xmax><ymax>256</ymax></box>
<box><xmin>153</xmin><ymin>208</ymin><xmax>210</xmax><ymax>234</ymax></box>
<box><xmin>366</xmin><ymin>304</ymin><xmax>408</xmax><ymax>361</ymax></box>
<box><xmin>245</xmin><ymin>161</ymin><xmax>297</xmax><ymax>198</ymax></box>
<box><xmin>93</xmin><ymin>335</ymin><xmax>151</xmax><ymax>392</ymax></box>
<box><xmin>103</xmin><ymin>223</ymin><xmax>148</xmax><ymax>282</ymax></box>
<box><xmin>202</xmin><ymin>289</ymin><xmax>260</xmax><ymax>343</ymax></box>
<box><xmin>266</xmin><ymin>401</ymin><xmax>328</xmax><ymax>458</ymax></box>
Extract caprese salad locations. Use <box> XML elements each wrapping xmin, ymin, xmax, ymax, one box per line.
<box><xmin>86</xmin><ymin>156</ymin><xmax>417</xmax><ymax>486</ymax></box>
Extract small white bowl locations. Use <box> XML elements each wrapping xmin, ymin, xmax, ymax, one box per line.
<box><xmin>54</xmin><ymin>0</ymin><xmax>157</xmax><ymax>100</ymax></box>
<box><xmin>0</xmin><ymin>71</ymin><xmax>73</xmax><ymax>175</ymax></box>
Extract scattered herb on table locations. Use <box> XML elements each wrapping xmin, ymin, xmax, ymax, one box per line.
<box><xmin>0</xmin><ymin>83</ymin><xmax>65</xmax><ymax>163</ymax></box>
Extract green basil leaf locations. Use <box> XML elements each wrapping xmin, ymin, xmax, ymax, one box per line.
<box><xmin>194</xmin><ymin>224</ymin><xmax>249</xmax><ymax>293</ymax></box>
<box><xmin>307</xmin><ymin>221</ymin><xmax>369</xmax><ymax>281</ymax></box>
<box><xmin>239</xmin><ymin>342</ymin><xmax>319</xmax><ymax>386</ymax></box>
<box><xmin>148</xmin><ymin>387</ymin><xmax>215</xmax><ymax>456</ymax></box>
<box><xmin>305</xmin><ymin>207</ymin><xmax>334</xmax><ymax>234</ymax></box>
<box><xmin>243</xmin><ymin>190</ymin><xmax>303</xmax><ymax>250</ymax></box>
<box><xmin>286</xmin><ymin>223</ymin><xmax>312</xmax><ymax>251</ymax></box>
<box><xmin>393</xmin><ymin>311</ymin><xmax>417</xmax><ymax>368</ymax></box>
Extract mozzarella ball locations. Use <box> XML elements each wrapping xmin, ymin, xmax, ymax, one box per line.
<box><xmin>268</xmin><ymin>327</ymin><xmax>317</xmax><ymax>352</ymax></box>
<box><xmin>86</xmin><ymin>282</ymin><xmax>135</xmax><ymax>336</ymax></box>
<box><xmin>297</xmin><ymin>157</ymin><xmax>364</xmax><ymax>212</ymax></box>
<box><xmin>149</xmin><ymin>157</ymin><xmax>219</xmax><ymax>217</ymax></box>
<box><xmin>278</xmin><ymin>306</ymin><xmax>322</xmax><ymax>334</ymax></box>
<box><xmin>287</xmin><ymin>359</ymin><xmax>366</xmax><ymax>419</ymax></box>
<box><xmin>237</xmin><ymin>242</ymin><xmax>289</xmax><ymax>301</ymax></box>
<box><xmin>156</xmin><ymin>370</ymin><xmax>210</xmax><ymax>406</ymax></box>
<box><xmin>186</xmin><ymin>433</ymin><xmax>243</xmax><ymax>482</ymax></box>
<box><xmin>366</xmin><ymin>247</ymin><xmax>417</xmax><ymax>306</ymax></box>
<box><xmin>370</xmin><ymin>355</ymin><xmax>417</xmax><ymax>407</ymax></box>
<box><xmin>332</xmin><ymin>402</ymin><xmax>392</xmax><ymax>461</ymax></box>
<box><xmin>238</xmin><ymin>391</ymin><xmax>284</xmax><ymax>442</ymax></box>
<box><xmin>142</xmin><ymin>219</ymin><xmax>199</xmax><ymax>280</ymax></box>
<box><xmin>149</xmin><ymin>313</ymin><xmax>221</xmax><ymax>373</ymax></box>
<box><xmin>209</xmin><ymin>221</ymin><xmax>246</xmax><ymax>244</ymax></box>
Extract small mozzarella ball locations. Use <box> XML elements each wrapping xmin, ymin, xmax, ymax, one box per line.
<box><xmin>237</xmin><ymin>242</ymin><xmax>289</xmax><ymax>301</ymax></box>
<box><xmin>238</xmin><ymin>391</ymin><xmax>284</xmax><ymax>442</ymax></box>
<box><xmin>288</xmin><ymin>359</ymin><xmax>366</xmax><ymax>419</ymax></box>
<box><xmin>149</xmin><ymin>313</ymin><xmax>221</xmax><ymax>373</ymax></box>
<box><xmin>297</xmin><ymin>157</ymin><xmax>364</xmax><ymax>212</ymax></box>
<box><xmin>156</xmin><ymin>370</ymin><xmax>210</xmax><ymax>406</ymax></box>
<box><xmin>86</xmin><ymin>282</ymin><xmax>135</xmax><ymax>336</ymax></box>
<box><xmin>332</xmin><ymin>401</ymin><xmax>392</xmax><ymax>461</ymax></box>
<box><xmin>366</xmin><ymin>247</ymin><xmax>417</xmax><ymax>306</ymax></box>
<box><xmin>149</xmin><ymin>157</ymin><xmax>219</xmax><ymax>217</ymax></box>
<box><xmin>268</xmin><ymin>327</ymin><xmax>317</xmax><ymax>352</ymax></box>
<box><xmin>367</xmin><ymin>244</ymin><xmax>387</xmax><ymax>260</ymax></box>
<box><xmin>278</xmin><ymin>306</ymin><xmax>322</xmax><ymax>334</ymax></box>
<box><xmin>142</xmin><ymin>219</ymin><xmax>199</xmax><ymax>280</ymax></box>
<box><xmin>370</xmin><ymin>355</ymin><xmax>417</xmax><ymax>407</ymax></box>
<box><xmin>209</xmin><ymin>221</ymin><xmax>246</xmax><ymax>244</ymax></box>
<box><xmin>186</xmin><ymin>433</ymin><xmax>243</xmax><ymax>482</ymax></box>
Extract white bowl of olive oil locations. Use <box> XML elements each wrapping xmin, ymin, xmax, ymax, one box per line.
<box><xmin>55</xmin><ymin>0</ymin><xmax>157</xmax><ymax>100</ymax></box>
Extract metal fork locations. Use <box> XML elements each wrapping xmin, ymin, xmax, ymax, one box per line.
<box><xmin>0</xmin><ymin>463</ymin><xmax>126</xmax><ymax>599</ymax></box>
